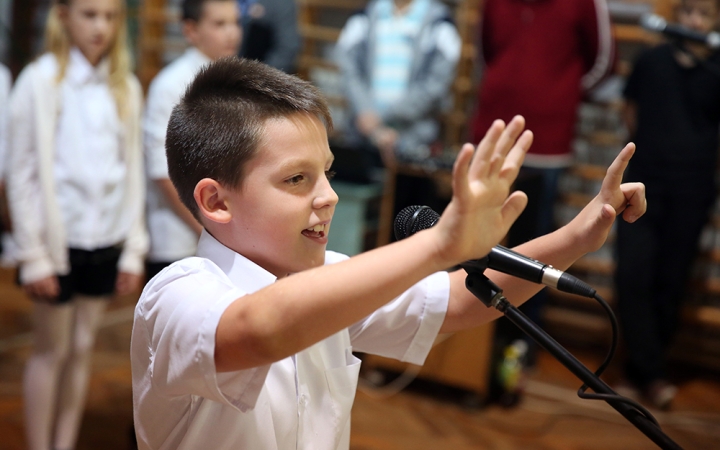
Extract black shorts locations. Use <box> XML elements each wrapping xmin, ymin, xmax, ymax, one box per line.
<box><xmin>29</xmin><ymin>246</ymin><xmax>122</xmax><ymax>304</ymax></box>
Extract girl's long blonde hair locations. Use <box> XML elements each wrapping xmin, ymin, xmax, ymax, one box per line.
<box><xmin>43</xmin><ymin>0</ymin><xmax>133</xmax><ymax>118</ymax></box>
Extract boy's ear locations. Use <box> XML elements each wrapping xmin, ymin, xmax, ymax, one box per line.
<box><xmin>194</xmin><ymin>178</ymin><xmax>232</xmax><ymax>224</ymax></box>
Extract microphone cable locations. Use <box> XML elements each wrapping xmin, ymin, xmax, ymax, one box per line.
<box><xmin>395</xmin><ymin>204</ymin><xmax>662</xmax><ymax>425</ymax></box>
<box><xmin>575</xmin><ymin>290</ymin><xmax>660</xmax><ymax>427</ymax></box>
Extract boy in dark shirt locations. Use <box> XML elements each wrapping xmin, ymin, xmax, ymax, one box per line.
<box><xmin>615</xmin><ymin>0</ymin><xmax>720</xmax><ymax>410</ymax></box>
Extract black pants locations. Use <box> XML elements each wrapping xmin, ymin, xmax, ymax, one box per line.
<box><xmin>490</xmin><ymin>167</ymin><xmax>564</xmax><ymax>369</ymax></box>
<box><xmin>615</xmin><ymin>171</ymin><xmax>715</xmax><ymax>388</ymax></box>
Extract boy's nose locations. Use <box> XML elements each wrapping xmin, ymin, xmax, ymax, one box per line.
<box><xmin>95</xmin><ymin>18</ymin><xmax>111</xmax><ymax>33</ymax></box>
<box><xmin>314</xmin><ymin>180</ymin><xmax>339</xmax><ymax>209</ymax></box>
<box><xmin>687</xmin><ymin>10</ymin><xmax>710</xmax><ymax>30</ymax></box>
<box><xmin>689</xmin><ymin>15</ymin><xmax>702</xmax><ymax>29</ymax></box>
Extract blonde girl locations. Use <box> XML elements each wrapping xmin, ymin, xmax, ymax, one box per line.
<box><xmin>6</xmin><ymin>0</ymin><xmax>147</xmax><ymax>448</ymax></box>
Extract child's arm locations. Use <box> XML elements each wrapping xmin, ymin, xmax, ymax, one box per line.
<box><xmin>6</xmin><ymin>64</ymin><xmax>60</xmax><ymax>299</ymax></box>
<box><xmin>116</xmin><ymin>76</ymin><xmax>149</xmax><ymax>295</ymax></box>
<box><xmin>214</xmin><ymin>116</ymin><xmax>532</xmax><ymax>372</ymax></box>
<box><xmin>441</xmin><ymin>143</ymin><xmax>646</xmax><ymax>332</ymax></box>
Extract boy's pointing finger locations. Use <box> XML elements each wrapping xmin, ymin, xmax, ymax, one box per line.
<box><xmin>603</xmin><ymin>143</ymin><xmax>636</xmax><ymax>190</ymax></box>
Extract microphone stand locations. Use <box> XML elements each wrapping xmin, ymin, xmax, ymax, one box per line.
<box><xmin>461</xmin><ymin>260</ymin><xmax>683</xmax><ymax>450</ymax></box>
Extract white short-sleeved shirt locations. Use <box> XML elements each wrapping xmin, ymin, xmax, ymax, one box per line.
<box><xmin>0</xmin><ymin>63</ymin><xmax>11</xmax><ymax>179</ymax></box>
<box><xmin>54</xmin><ymin>48</ymin><xmax>127</xmax><ymax>250</ymax></box>
<box><xmin>131</xmin><ymin>230</ymin><xmax>449</xmax><ymax>450</ymax></box>
<box><xmin>144</xmin><ymin>48</ymin><xmax>210</xmax><ymax>262</ymax></box>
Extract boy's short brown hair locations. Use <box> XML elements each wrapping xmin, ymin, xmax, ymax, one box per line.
<box><xmin>679</xmin><ymin>0</ymin><xmax>720</xmax><ymax>12</ymax></box>
<box><xmin>182</xmin><ymin>0</ymin><xmax>234</xmax><ymax>22</ymax></box>
<box><xmin>166</xmin><ymin>57</ymin><xmax>333</xmax><ymax>220</ymax></box>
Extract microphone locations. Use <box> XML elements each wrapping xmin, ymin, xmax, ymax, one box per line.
<box><xmin>394</xmin><ymin>205</ymin><xmax>596</xmax><ymax>298</ymax></box>
<box><xmin>639</xmin><ymin>13</ymin><xmax>720</xmax><ymax>49</ymax></box>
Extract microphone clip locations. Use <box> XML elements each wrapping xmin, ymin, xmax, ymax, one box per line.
<box><xmin>464</xmin><ymin>270</ymin><xmax>507</xmax><ymax>310</ymax></box>
<box><xmin>460</xmin><ymin>258</ymin><xmax>508</xmax><ymax>310</ymax></box>
<box><xmin>459</xmin><ymin>257</ymin><xmax>489</xmax><ymax>274</ymax></box>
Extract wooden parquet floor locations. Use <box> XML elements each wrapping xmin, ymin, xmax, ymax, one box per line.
<box><xmin>1</xmin><ymin>266</ymin><xmax>719</xmax><ymax>449</ymax></box>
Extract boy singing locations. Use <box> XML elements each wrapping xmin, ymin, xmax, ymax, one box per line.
<box><xmin>131</xmin><ymin>57</ymin><xmax>645</xmax><ymax>449</ymax></box>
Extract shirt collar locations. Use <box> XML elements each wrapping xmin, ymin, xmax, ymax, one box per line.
<box><xmin>66</xmin><ymin>47</ymin><xmax>110</xmax><ymax>86</ymax></box>
<box><xmin>186</xmin><ymin>46</ymin><xmax>213</xmax><ymax>67</ymax></box>
<box><xmin>196</xmin><ymin>229</ymin><xmax>277</xmax><ymax>293</ymax></box>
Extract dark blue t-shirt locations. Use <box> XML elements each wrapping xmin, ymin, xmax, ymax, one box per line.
<box><xmin>624</xmin><ymin>43</ymin><xmax>720</xmax><ymax>181</ymax></box>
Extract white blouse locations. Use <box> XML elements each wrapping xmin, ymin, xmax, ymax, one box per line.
<box><xmin>54</xmin><ymin>48</ymin><xmax>127</xmax><ymax>249</ymax></box>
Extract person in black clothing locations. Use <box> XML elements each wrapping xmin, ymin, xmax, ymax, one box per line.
<box><xmin>237</xmin><ymin>0</ymin><xmax>300</xmax><ymax>73</ymax></box>
<box><xmin>615</xmin><ymin>0</ymin><xmax>720</xmax><ymax>410</ymax></box>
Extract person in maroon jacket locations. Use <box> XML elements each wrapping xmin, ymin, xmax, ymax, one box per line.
<box><xmin>469</xmin><ymin>0</ymin><xmax>615</xmax><ymax>400</ymax></box>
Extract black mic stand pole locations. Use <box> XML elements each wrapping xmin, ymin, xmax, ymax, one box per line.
<box><xmin>461</xmin><ymin>261</ymin><xmax>683</xmax><ymax>450</ymax></box>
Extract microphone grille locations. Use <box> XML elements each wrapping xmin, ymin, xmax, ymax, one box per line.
<box><xmin>708</xmin><ymin>32</ymin><xmax>720</xmax><ymax>49</ymax></box>
<box><xmin>394</xmin><ymin>205</ymin><xmax>440</xmax><ymax>241</ymax></box>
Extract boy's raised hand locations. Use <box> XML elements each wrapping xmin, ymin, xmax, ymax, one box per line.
<box><xmin>567</xmin><ymin>143</ymin><xmax>646</xmax><ymax>254</ymax></box>
<box><xmin>432</xmin><ymin>115</ymin><xmax>533</xmax><ymax>265</ymax></box>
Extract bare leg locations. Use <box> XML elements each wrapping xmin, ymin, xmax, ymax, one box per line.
<box><xmin>53</xmin><ymin>295</ymin><xmax>108</xmax><ymax>449</ymax></box>
<box><xmin>23</xmin><ymin>302</ymin><xmax>73</xmax><ymax>450</ymax></box>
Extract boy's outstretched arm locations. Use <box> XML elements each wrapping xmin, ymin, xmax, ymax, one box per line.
<box><xmin>215</xmin><ymin>116</ymin><xmax>532</xmax><ymax>372</ymax></box>
<box><xmin>441</xmin><ymin>143</ymin><xmax>646</xmax><ymax>333</ymax></box>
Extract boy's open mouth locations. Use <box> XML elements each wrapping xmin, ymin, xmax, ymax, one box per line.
<box><xmin>302</xmin><ymin>224</ymin><xmax>326</xmax><ymax>238</ymax></box>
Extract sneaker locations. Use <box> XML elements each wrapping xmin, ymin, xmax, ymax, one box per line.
<box><xmin>644</xmin><ymin>379</ymin><xmax>677</xmax><ymax>410</ymax></box>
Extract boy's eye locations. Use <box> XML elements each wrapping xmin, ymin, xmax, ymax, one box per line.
<box><xmin>286</xmin><ymin>174</ymin><xmax>304</xmax><ymax>185</ymax></box>
<box><xmin>325</xmin><ymin>170</ymin><xmax>336</xmax><ymax>181</ymax></box>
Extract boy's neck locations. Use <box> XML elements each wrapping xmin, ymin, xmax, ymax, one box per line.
<box><xmin>72</xmin><ymin>46</ymin><xmax>104</xmax><ymax>67</ymax></box>
<box><xmin>674</xmin><ymin>42</ymin><xmax>713</xmax><ymax>66</ymax></box>
<box><xmin>394</xmin><ymin>0</ymin><xmax>413</xmax><ymax>14</ymax></box>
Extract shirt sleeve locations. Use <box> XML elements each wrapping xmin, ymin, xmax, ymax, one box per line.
<box><xmin>0</xmin><ymin>65</ymin><xmax>11</xmax><ymax>179</ymax></box>
<box><xmin>348</xmin><ymin>270</ymin><xmax>449</xmax><ymax>365</ymax></box>
<box><xmin>137</xmin><ymin>261</ymin><xmax>271</xmax><ymax>411</ymax></box>
<box><xmin>118</xmin><ymin>75</ymin><xmax>149</xmax><ymax>275</ymax></box>
<box><xmin>578</xmin><ymin>0</ymin><xmax>615</xmax><ymax>91</ymax></box>
<box><xmin>336</xmin><ymin>14</ymin><xmax>376</xmax><ymax>115</ymax></box>
<box><xmin>6</xmin><ymin>64</ymin><xmax>55</xmax><ymax>283</ymax></box>
<box><xmin>143</xmin><ymin>77</ymin><xmax>176</xmax><ymax>181</ymax></box>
